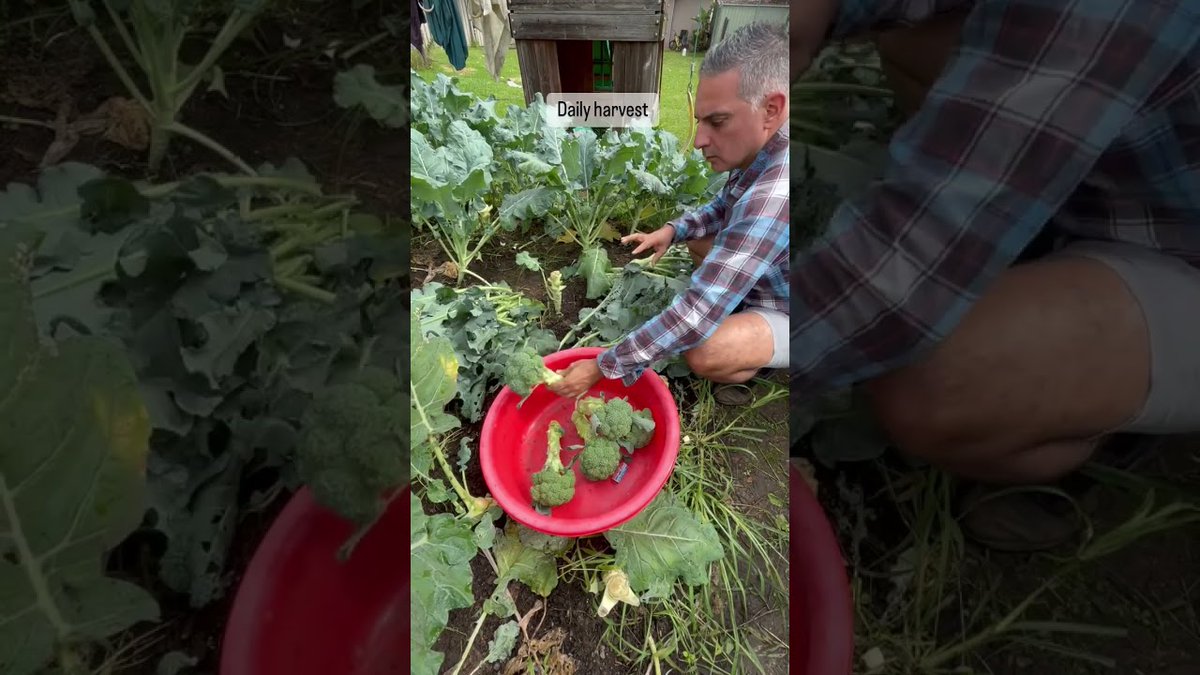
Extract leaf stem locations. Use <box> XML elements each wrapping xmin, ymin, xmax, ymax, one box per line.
<box><xmin>273</xmin><ymin>276</ymin><xmax>337</xmax><ymax>304</ymax></box>
<box><xmin>449</xmin><ymin>609</ymin><xmax>490</xmax><ymax>675</ymax></box>
<box><xmin>175</xmin><ymin>10</ymin><xmax>254</xmax><ymax>103</ymax></box>
<box><xmin>0</xmin><ymin>114</ymin><xmax>56</xmax><ymax>130</ymax></box>
<box><xmin>81</xmin><ymin>23</ymin><xmax>151</xmax><ymax>110</ymax></box>
<box><xmin>164</xmin><ymin>121</ymin><xmax>256</xmax><ymax>175</ymax></box>
<box><xmin>101</xmin><ymin>0</ymin><xmax>145</xmax><ymax>71</ymax></box>
<box><xmin>0</xmin><ymin>474</ymin><xmax>70</xmax><ymax>638</ymax></box>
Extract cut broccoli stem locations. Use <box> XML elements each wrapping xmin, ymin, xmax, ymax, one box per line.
<box><xmin>429</xmin><ymin>434</ymin><xmax>492</xmax><ymax>519</ymax></box>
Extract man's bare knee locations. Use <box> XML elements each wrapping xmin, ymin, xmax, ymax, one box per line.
<box><xmin>863</xmin><ymin>374</ymin><xmax>958</xmax><ymax>464</ymax></box>
<box><xmin>684</xmin><ymin>345</ymin><xmax>719</xmax><ymax>377</ymax></box>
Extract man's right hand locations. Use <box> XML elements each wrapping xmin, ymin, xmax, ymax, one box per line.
<box><xmin>622</xmin><ymin>224</ymin><xmax>675</xmax><ymax>265</ymax></box>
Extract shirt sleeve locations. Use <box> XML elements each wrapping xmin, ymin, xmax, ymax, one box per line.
<box><xmin>791</xmin><ymin>0</ymin><xmax>1198</xmax><ymax>401</ymax></box>
<box><xmin>598</xmin><ymin>177</ymin><xmax>789</xmax><ymax>383</ymax></box>
<box><xmin>670</xmin><ymin>179</ymin><xmax>730</xmax><ymax>243</ymax></box>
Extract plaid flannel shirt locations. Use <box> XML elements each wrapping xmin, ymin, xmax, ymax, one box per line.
<box><xmin>597</xmin><ymin>126</ymin><xmax>790</xmax><ymax>383</ymax></box>
<box><xmin>791</xmin><ymin>0</ymin><xmax>1200</xmax><ymax>404</ymax></box>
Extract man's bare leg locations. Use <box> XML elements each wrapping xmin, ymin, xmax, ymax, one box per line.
<box><xmin>862</xmin><ymin>254</ymin><xmax>1150</xmax><ymax>484</ymax></box>
<box><xmin>683</xmin><ymin>312</ymin><xmax>775</xmax><ymax>383</ymax></box>
<box><xmin>682</xmin><ymin>235</ymin><xmax>775</xmax><ymax>383</ymax></box>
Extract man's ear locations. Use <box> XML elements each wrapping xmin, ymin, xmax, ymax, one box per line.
<box><xmin>762</xmin><ymin>90</ymin><xmax>788</xmax><ymax>127</ymax></box>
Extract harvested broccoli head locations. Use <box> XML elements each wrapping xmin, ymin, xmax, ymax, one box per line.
<box><xmin>531</xmin><ymin>421</ymin><xmax>575</xmax><ymax>507</ymax></box>
<box><xmin>579</xmin><ymin>436</ymin><xmax>621</xmax><ymax>481</ymax></box>
<box><xmin>594</xmin><ymin>397</ymin><xmax>634</xmax><ymax>439</ymax></box>
<box><xmin>503</xmin><ymin>348</ymin><xmax>564</xmax><ymax>398</ymax></box>
<box><xmin>571</xmin><ymin>396</ymin><xmax>606</xmax><ymax>442</ymax></box>
<box><xmin>295</xmin><ymin>366</ymin><xmax>405</xmax><ymax>525</ymax></box>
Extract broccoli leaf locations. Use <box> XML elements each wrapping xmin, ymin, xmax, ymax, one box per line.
<box><xmin>485</xmin><ymin>620</ymin><xmax>520</xmax><ymax>664</ymax></box>
<box><xmin>0</xmin><ymin>226</ymin><xmax>159</xmax><ymax>672</ymax></box>
<box><xmin>514</xmin><ymin>250</ymin><xmax>541</xmax><ymax>272</ymax></box>
<box><xmin>411</xmin><ymin>493</ymin><xmax>478</xmax><ymax>675</ymax></box>
<box><xmin>409</xmin><ymin>315</ymin><xmax>461</xmax><ymax>449</ymax></box>
<box><xmin>604</xmin><ymin>493</ymin><xmax>725</xmax><ymax>600</ymax></box>
<box><xmin>495</xmin><ymin>524</ymin><xmax>559</xmax><ymax>597</ymax></box>
<box><xmin>333</xmin><ymin>64</ymin><xmax>407</xmax><ymax>128</ymax></box>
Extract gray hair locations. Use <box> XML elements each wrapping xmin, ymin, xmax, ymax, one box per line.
<box><xmin>700</xmin><ymin>22</ymin><xmax>788</xmax><ymax>107</ymax></box>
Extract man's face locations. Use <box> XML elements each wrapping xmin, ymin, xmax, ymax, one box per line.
<box><xmin>693</xmin><ymin>69</ymin><xmax>784</xmax><ymax>173</ymax></box>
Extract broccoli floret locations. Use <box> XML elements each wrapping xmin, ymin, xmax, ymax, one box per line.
<box><xmin>503</xmin><ymin>348</ymin><xmax>564</xmax><ymax>398</ymax></box>
<box><xmin>571</xmin><ymin>396</ymin><xmax>606</xmax><ymax>442</ymax></box>
<box><xmin>594</xmin><ymin>397</ymin><xmax>634</xmax><ymax>439</ymax></box>
<box><xmin>618</xmin><ymin>408</ymin><xmax>656</xmax><ymax>450</ymax></box>
<box><xmin>531</xmin><ymin>421</ymin><xmax>575</xmax><ymax>507</ymax></box>
<box><xmin>295</xmin><ymin>366</ymin><xmax>405</xmax><ymax>526</ymax></box>
<box><xmin>579</xmin><ymin>436</ymin><xmax>621</xmax><ymax>481</ymax></box>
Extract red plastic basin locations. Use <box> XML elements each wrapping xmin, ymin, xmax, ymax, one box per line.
<box><xmin>220</xmin><ymin>485</ymin><xmax>410</xmax><ymax>675</ymax></box>
<box><xmin>789</xmin><ymin>463</ymin><xmax>854</xmax><ymax>674</ymax></box>
<box><xmin>480</xmin><ymin>347</ymin><xmax>681</xmax><ymax>538</ymax></box>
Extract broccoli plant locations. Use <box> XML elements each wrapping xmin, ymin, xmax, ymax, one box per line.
<box><xmin>530</xmin><ymin>421</ymin><xmax>574</xmax><ymax>508</ymax></box>
<box><xmin>67</xmin><ymin>0</ymin><xmax>268</xmax><ymax>173</ymax></box>
<box><xmin>503</xmin><ymin>347</ymin><xmax>563</xmax><ymax>399</ymax></box>
<box><xmin>579</xmin><ymin>436</ymin><xmax>620</xmax><ymax>481</ymax></box>
<box><xmin>294</xmin><ymin>365</ymin><xmax>405</xmax><ymax>559</ymax></box>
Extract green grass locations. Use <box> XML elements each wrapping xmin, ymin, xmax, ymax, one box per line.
<box><xmin>413</xmin><ymin>44</ymin><xmax>705</xmax><ymax>146</ymax></box>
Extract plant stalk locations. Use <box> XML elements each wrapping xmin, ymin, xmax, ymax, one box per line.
<box><xmin>165</xmin><ymin>121</ymin><xmax>256</xmax><ymax>175</ymax></box>
<box><xmin>273</xmin><ymin>276</ymin><xmax>337</xmax><ymax>304</ymax></box>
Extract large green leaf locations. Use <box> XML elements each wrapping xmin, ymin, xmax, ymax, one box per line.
<box><xmin>495</xmin><ymin>524</ymin><xmax>558</xmax><ymax>597</ymax></box>
<box><xmin>0</xmin><ymin>228</ymin><xmax>158</xmax><ymax>673</ymax></box>
<box><xmin>333</xmin><ymin>64</ymin><xmax>407</xmax><ymax>128</ymax></box>
<box><xmin>604</xmin><ymin>493</ymin><xmax>725</xmax><ymax>599</ymax></box>
<box><xmin>411</xmin><ymin>494</ymin><xmax>477</xmax><ymax>675</ymax></box>
<box><xmin>410</xmin><ymin>126</ymin><xmax>493</xmax><ymax>222</ymax></box>
<box><xmin>499</xmin><ymin>187</ymin><xmax>557</xmax><ymax>230</ymax></box>
<box><xmin>409</xmin><ymin>314</ymin><xmax>461</xmax><ymax>449</ymax></box>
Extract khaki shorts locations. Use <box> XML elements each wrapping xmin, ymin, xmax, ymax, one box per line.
<box><xmin>742</xmin><ymin>306</ymin><xmax>789</xmax><ymax>369</ymax></box>
<box><xmin>1051</xmin><ymin>240</ymin><xmax>1200</xmax><ymax>434</ymax></box>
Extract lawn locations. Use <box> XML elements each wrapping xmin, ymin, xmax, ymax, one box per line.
<box><xmin>413</xmin><ymin>43</ymin><xmax>704</xmax><ymax>148</ymax></box>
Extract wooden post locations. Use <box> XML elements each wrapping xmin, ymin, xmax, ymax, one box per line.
<box><xmin>515</xmin><ymin>40</ymin><xmax>562</xmax><ymax>106</ymax></box>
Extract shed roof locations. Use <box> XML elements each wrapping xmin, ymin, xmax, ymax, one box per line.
<box><xmin>717</xmin><ymin>0</ymin><xmax>788</xmax><ymax>6</ymax></box>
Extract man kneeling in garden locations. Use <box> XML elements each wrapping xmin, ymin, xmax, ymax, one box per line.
<box><xmin>549</xmin><ymin>23</ymin><xmax>790</xmax><ymax>405</ymax></box>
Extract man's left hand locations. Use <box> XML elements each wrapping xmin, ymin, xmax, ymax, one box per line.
<box><xmin>548</xmin><ymin>359</ymin><xmax>603</xmax><ymax>399</ymax></box>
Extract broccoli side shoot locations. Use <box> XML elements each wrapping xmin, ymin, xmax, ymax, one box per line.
<box><xmin>579</xmin><ymin>436</ymin><xmax>621</xmax><ymax>481</ymax></box>
<box><xmin>571</xmin><ymin>396</ymin><xmax>606</xmax><ymax>442</ymax></box>
<box><xmin>531</xmin><ymin>421</ymin><xmax>575</xmax><ymax>507</ymax></box>
<box><xmin>295</xmin><ymin>366</ymin><xmax>405</xmax><ymax>525</ymax></box>
<box><xmin>503</xmin><ymin>348</ymin><xmax>564</xmax><ymax>398</ymax></box>
<box><xmin>616</xmin><ymin>408</ymin><xmax>656</xmax><ymax>450</ymax></box>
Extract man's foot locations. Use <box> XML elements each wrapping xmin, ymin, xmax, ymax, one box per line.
<box><xmin>714</xmin><ymin>383</ymin><xmax>754</xmax><ymax>406</ymax></box>
<box><xmin>957</xmin><ymin>484</ymin><xmax>1085</xmax><ymax>552</ymax></box>
<box><xmin>713</xmin><ymin>368</ymin><xmax>783</xmax><ymax>406</ymax></box>
<box><xmin>957</xmin><ymin>434</ymin><xmax>1165</xmax><ymax>552</ymax></box>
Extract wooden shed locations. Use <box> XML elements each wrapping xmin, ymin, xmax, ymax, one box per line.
<box><xmin>507</xmin><ymin>0</ymin><xmax>672</xmax><ymax>106</ymax></box>
<box><xmin>710</xmin><ymin>0</ymin><xmax>788</xmax><ymax>46</ymax></box>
